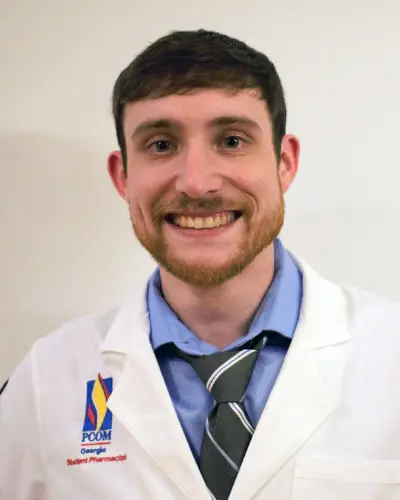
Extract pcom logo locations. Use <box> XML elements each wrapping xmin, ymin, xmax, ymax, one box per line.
<box><xmin>81</xmin><ymin>374</ymin><xmax>113</xmax><ymax>449</ymax></box>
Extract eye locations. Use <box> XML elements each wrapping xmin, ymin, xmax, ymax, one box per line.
<box><xmin>221</xmin><ymin>135</ymin><xmax>244</xmax><ymax>149</ymax></box>
<box><xmin>149</xmin><ymin>140</ymin><xmax>176</xmax><ymax>153</ymax></box>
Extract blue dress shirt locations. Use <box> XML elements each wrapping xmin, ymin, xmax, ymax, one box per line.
<box><xmin>147</xmin><ymin>239</ymin><xmax>303</xmax><ymax>460</ymax></box>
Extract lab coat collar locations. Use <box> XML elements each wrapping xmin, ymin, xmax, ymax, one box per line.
<box><xmin>100</xmin><ymin>291</ymin><xmax>149</xmax><ymax>355</ymax></box>
<box><xmin>100</xmin><ymin>255</ymin><xmax>349</xmax><ymax>355</ymax></box>
<box><xmin>100</xmin><ymin>255</ymin><xmax>351</xmax><ymax>500</ymax></box>
<box><xmin>292</xmin><ymin>255</ymin><xmax>350</xmax><ymax>348</ymax></box>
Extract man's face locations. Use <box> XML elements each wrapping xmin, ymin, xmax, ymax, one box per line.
<box><xmin>108</xmin><ymin>89</ymin><xmax>299</xmax><ymax>286</ymax></box>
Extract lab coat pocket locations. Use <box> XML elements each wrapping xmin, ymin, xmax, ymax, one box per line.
<box><xmin>291</xmin><ymin>457</ymin><xmax>400</xmax><ymax>500</ymax></box>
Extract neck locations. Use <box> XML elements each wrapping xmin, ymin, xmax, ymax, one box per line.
<box><xmin>159</xmin><ymin>244</ymin><xmax>275</xmax><ymax>350</ymax></box>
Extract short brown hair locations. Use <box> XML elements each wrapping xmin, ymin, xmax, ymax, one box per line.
<box><xmin>112</xmin><ymin>29</ymin><xmax>287</xmax><ymax>171</ymax></box>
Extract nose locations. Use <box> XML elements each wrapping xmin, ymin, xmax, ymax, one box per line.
<box><xmin>174</xmin><ymin>144</ymin><xmax>223</xmax><ymax>198</ymax></box>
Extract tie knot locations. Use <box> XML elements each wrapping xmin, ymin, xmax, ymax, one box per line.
<box><xmin>191</xmin><ymin>347</ymin><xmax>260</xmax><ymax>403</ymax></box>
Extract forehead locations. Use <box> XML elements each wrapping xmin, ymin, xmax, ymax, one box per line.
<box><xmin>123</xmin><ymin>89</ymin><xmax>272</xmax><ymax>134</ymax></box>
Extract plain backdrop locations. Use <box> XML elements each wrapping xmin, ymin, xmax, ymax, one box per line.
<box><xmin>1</xmin><ymin>0</ymin><xmax>400</xmax><ymax>381</ymax></box>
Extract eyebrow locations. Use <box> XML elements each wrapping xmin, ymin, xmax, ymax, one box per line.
<box><xmin>132</xmin><ymin>119</ymin><xmax>174</xmax><ymax>138</ymax></box>
<box><xmin>131</xmin><ymin>115</ymin><xmax>261</xmax><ymax>139</ymax></box>
<box><xmin>210</xmin><ymin>116</ymin><xmax>260</xmax><ymax>130</ymax></box>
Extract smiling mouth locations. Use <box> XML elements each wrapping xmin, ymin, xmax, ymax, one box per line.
<box><xmin>164</xmin><ymin>211</ymin><xmax>242</xmax><ymax>229</ymax></box>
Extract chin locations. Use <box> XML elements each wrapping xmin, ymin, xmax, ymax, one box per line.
<box><xmin>161</xmin><ymin>255</ymin><xmax>253</xmax><ymax>287</ymax></box>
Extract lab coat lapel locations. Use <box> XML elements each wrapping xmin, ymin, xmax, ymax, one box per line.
<box><xmin>230</xmin><ymin>260</ymin><xmax>351</xmax><ymax>500</ymax></box>
<box><xmin>101</xmin><ymin>295</ymin><xmax>210</xmax><ymax>500</ymax></box>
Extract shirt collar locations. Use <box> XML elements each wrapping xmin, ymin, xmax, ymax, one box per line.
<box><xmin>147</xmin><ymin>238</ymin><xmax>302</xmax><ymax>354</ymax></box>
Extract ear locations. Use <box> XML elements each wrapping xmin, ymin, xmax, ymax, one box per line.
<box><xmin>107</xmin><ymin>151</ymin><xmax>129</xmax><ymax>203</ymax></box>
<box><xmin>278</xmin><ymin>134</ymin><xmax>300</xmax><ymax>194</ymax></box>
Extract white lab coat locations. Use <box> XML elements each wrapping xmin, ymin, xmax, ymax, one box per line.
<box><xmin>1</xmin><ymin>257</ymin><xmax>400</xmax><ymax>500</ymax></box>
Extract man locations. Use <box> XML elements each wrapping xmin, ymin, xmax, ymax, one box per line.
<box><xmin>1</xmin><ymin>29</ymin><xmax>400</xmax><ymax>500</ymax></box>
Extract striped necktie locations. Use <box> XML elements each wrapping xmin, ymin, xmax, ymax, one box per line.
<box><xmin>175</xmin><ymin>333</ymin><xmax>268</xmax><ymax>500</ymax></box>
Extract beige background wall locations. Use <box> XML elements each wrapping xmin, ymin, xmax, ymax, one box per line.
<box><xmin>1</xmin><ymin>0</ymin><xmax>400</xmax><ymax>381</ymax></box>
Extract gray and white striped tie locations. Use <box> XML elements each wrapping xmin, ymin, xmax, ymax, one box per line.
<box><xmin>176</xmin><ymin>334</ymin><xmax>268</xmax><ymax>500</ymax></box>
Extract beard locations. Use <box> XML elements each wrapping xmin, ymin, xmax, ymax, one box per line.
<box><xmin>130</xmin><ymin>190</ymin><xmax>284</xmax><ymax>287</ymax></box>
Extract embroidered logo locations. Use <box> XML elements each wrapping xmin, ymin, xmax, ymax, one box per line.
<box><xmin>65</xmin><ymin>374</ymin><xmax>127</xmax><ymax>466</ymax></box>
<box><xmin>81</xmin><ymin>373</ymin><xmax>113</xmax><ymax>448</ymax></box>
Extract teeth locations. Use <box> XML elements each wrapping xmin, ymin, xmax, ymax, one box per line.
<box><xmin>204</xmin><ymin>217</ymin><xmax>214</xmax><ymax>228</ymax></box>
<box><xmin>178</xmin><ymin>216</ymin><xmax>187</xmax><ymax>228</ymax></box>
<box><xmin>172</xmin><ymin>213</ymin><xmax>236</xmax><ymax>229</ymax></box>
<box><xmin>194</xmin><ymin>217</ymin><xmax>203</xmax><ymax>229</ymax></box>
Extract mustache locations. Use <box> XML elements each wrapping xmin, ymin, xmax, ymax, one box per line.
<box><xmin>151</xmin><ymin>195</ymin><xmax>252</xmax><ymax>218</ymax></box>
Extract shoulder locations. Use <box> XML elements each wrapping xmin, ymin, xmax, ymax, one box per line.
<box><xmin>299</xmin><ymin>256</ymin><xmax>400</xmax><ymax>332</ymax></box>
<box><xmin>298</xmin><ymin>257</ymin><xmax>400</xmax><ymax>358</ymax></box>
<box><xmin>2</xmin><ymin>305</ymin><xmax>124</xmax><ymax>402</ymax></box>
<box><xmin>0</xmin><ymin>303</ymin><xmax>135</xmax><ymax>435</ymax></box>
<box><xmin>36</xmin><ymin>306</ymin><xmax>121</xmax><ymax>360</ymax></box>
<box><xmin>337</xmin><ymin>285</ymin><xmax>400</xmax><ymax>367</ymax></box>
<box><xmin>342</xmin><ymin>285</ymin><xmax>400</xmax><ymax>330</ymax></box>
